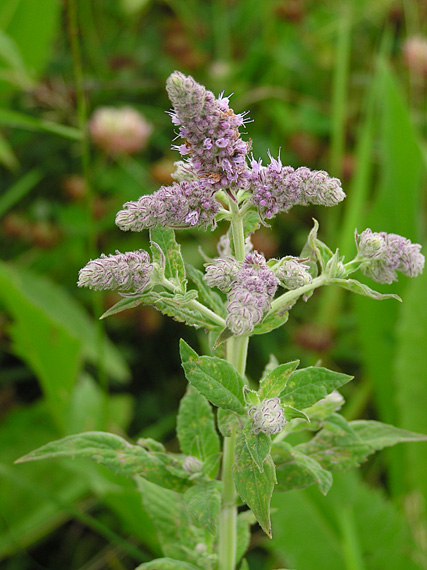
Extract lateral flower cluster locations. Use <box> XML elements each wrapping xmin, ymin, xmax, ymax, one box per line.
<box><xmin>248</xmin><ymin>397</ymin><xmax>286</xmax><ymax>435</ymax></box>
<box><xmin>249</xmin><ymin>154</ymin><xmax>346</xmax><ymax>220</ymax></box>
<box><xmin>77</xmin><ymin>250</ymin><xmax>153</xmax><ymax>293</ymax></box>
<box><xmin>274</xmin><ymin>257</ymin><xmax>312</xmax><ymax>290</ymax></box>
<box><xmin>356</xmin><ymin>229</ymin><xmax>425</xmax><ymax>284</ymax></box>
<box><xmin>116</xmin><ymin>180</ymin><xmax>219</xmax><ymax>231</ymax></box>
<box><xmin>205</xmin><ymin>251</ymin><xmax>279</xmax><ymax>336</ymax></box>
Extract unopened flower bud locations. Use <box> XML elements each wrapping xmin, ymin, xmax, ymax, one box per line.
<box><xmin>182</xmin><ymin>456</ymin><xmax>203</xmax><ymax>474</ymax></box>
<box><xmin>275</xmin><ymin>257</ymin><xmax>312</xmax><ymax>289</ymax></box>
<box><xmin>248</xmin><ymin>397</ymin><xmax>286</xmax><ymax>435</ymax></box>
<box><xmin>89</xmin><ymin>106</ymin><xmax>152</xmax><ymax>155</ymax></box>
<box><xmin>204</xmin><ymin>257</ymin><xmax>239</xmax><ymax>292</ymax></box>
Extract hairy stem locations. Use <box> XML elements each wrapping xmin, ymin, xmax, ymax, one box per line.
<box><xmin>218</xmin><ymin>203</ymin><xmax>249</xmax><ymax>570</ymax></box>
<box><xmin>270</xmin><ymin>274</ymin><xmax>328</xmax><ymax>313</ymax></box>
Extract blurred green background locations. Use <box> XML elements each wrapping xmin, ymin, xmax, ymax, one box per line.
<box><xmin>0</xmin><ymin>0</ymin><xmax>426</xmax><ymax>568</ymax></box>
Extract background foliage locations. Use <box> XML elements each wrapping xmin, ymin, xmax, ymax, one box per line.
<box><xmin>0</xmin><ymin>0</ymin><xmax>426</xmax><ymax>568</ymax></box>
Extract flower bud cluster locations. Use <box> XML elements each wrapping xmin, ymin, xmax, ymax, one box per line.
<box><xmin>77</xmin><ymin>250</ymin><xmax>153</xmax><ymax>293</ymax></box>
<box><xmin>225</xmin><ymin>251</ymin><xmax>279</xmax><ymax>335</ymax></box>
<box><xmin>275</xmin><ymin>257</ymin><xmax>312</xmax><ymax>290</ymax></box>
<box><xmin>249</xmin><ymin>154</ymin><xmax>345</xmax><ymax>219</ymax></box>
<box><xmin>204</xmin><ymin>257</ymin><xmax>239</xmax><ymax>292</ymax></box>
<box><xmin>89</xmin><ymin>106</ymin><xmax>152</xmax><ymax>155</ymax></box>
<box><xmin>115</xmin><ymin>180</ymin><xmax>219</xmax><ymax>231</ymax></box>
<box><xmin>166</xmin><ymin>71</ymin><xmax>250</xmax><ymax>191</ymax></box>
<box><xmin>248</xmin><ymin>397</ymin><xmax>286</xmax><ymax>435</ymax></box>
<box><xmin>182</xmin><ymin>455</ymin><xmax>203</xmax><ymax>474</ymax></box>
<box><xmin>356</xmin><ymin>228</ymin><xmax>425</xmax><ymax>284</ymax></box>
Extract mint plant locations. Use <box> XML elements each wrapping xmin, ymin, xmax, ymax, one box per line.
<box><xmin>16</xmin><ymin>72</ymin><xmax>426</xmax><ymax>570</ymax></box>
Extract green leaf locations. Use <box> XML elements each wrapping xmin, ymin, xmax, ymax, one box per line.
<box><xmin>177</xmin><ymin>386</ymin><xmax>220</xmax><ymax>478</ymax></box>
<box><xmin>153</xmin><ymin>291</ymin><xmax>220</xmax><ymax>330</ymax></box>
<box><xmin>244</xmin><ymin>428</ymin><xmax>271</xmax><ymax>473</ymax></box>
<box><xmin>236</xmin><ymin>511</ymin><xmax>255</xmax><ymax>565</ymax></box>
<box><xmin>281</xmin><ymin>367</ymin><xmax>352</xmax><ymax>410</ymax></box>
<box><xmin>273</xmin><ymin>441</ymin><xmax>332</xmax><ymax>495</ymax></box>
<box><xmin>283</xmin><ymin>405</ymin><xmax>310</xmax><ymax>423</ymax></box>
<box><xmin>259</xmin><ymin>360</ymin><xmax>299</xmax><ymax>400</ymax></box>
<box><xmin>233</xmin><ymin>433</ymin><xmax>276</xmax><ymax>537</ymax></box>
<box><xmin>217</xmin><ymin>408</ymin><xmax>243</xmax><ymax>437</ymax></box>
<box><xmin>100</xmin><ymin>293</ymin><xmax>154</xmax><ymax>319</ymax></box>
<box><xmin>0</xmin><ymin>129</ymin><xmax>18</xmax><ymax>169</ymax></box>
<box><xmin>135</xmin><ymin>560</ymin><xmax>201</xmax><ymax>570</ymax></box>
<box><xmin>150</xmin><ymin>227</ymin><xmax>186</xmax><ymax>288</ymax></box>
<box><xmin>180</xmin><ymin>339</ymin><xmax>246</xmax><ymax>413</ymax></box>
<box><xmin>239</xmin><ymin>560</ymin><xmax>249</xmax><ymax>570</ymax></box>
<box><xmin>16</xmin><ymin>432</ymin><xmax>191</xmax><ymax>493</ymax></box>
<box><xmin>0</xmin><ymin>168</ymin><xmax>42</xmax><ymax>216</ymax></box>
<box><xmin>252</xmin><ymin>307</ymin><xmax>289</xmax><ymax>335</ymax></box>
<box><xmin>184</xmin><ymin>480</ymin><xmax>222</xmax><ymax>534</ymax></box>
<box><xmin>185</xmin><ymin>264</ymin><xmax>226</xmax><ymax>317</ymax></box>
<box><xmin>137</xmin><ymin>478</ymin><xmax>202</xmax><ymax>564</ymax></box>
<box><xmin>296</xmin><ymin>416</ymin><xmax>427</xmax><ymax>473</ymax></box>
<box><xmin>330</xmin><ymin>278</ymin><xmax>401</xmax><ymax>301</ymax></box>
<box><xmin>0</xmin><ymin>108</ymin><xmax>81</xmax><ymax>139</ymax></box>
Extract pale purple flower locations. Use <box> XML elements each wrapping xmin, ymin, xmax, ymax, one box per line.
<box><xmin>248</xmin><ymin>397</ymin><xmax>286</xmax><ymax>435</ymax></box>
<box><xmin>250</xmin><ymin>154</ymin><xmax>346</xmax><ymax>219</ymax></box>
<box><xmin>226</xmin><ymin>251</ymin><xmax>279</xmax><ymax>335</ymax></box>
<box><xmin>356</xmin><ymin>229</ymin><xmax>425</xmax><ymax>284</ymax></box>
<box><xmin>115</xmin><ymin>180</ymin><xmax>219</xmax><ymax>231</ymax></box>
<box><xmin>166</xmin><ymin>71</ymin><xmax>251</xmax><ymax>191</ymax></box>
<box><xmin>275</xmin><ymin>257</ymin><xmax>312</xmax><ymax>290</ymax></box>
<box><xmin>78</xmin><ymin>250</ymin><xmax>153</xmax><ymax>293</ymax></box>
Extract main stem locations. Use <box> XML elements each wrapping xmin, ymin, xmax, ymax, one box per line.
<box><xmin>218</xmin><ymin>198</ymin><xmax>248</xmax><ymax>570</ymax></box>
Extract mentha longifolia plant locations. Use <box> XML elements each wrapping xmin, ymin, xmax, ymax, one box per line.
<box><xmin>17</xmin><ymin>72</ymin><xmax>426</xmax><ymax>570</ymax></box>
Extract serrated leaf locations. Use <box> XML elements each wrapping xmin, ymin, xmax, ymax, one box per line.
<box><xmin>217</xmin><ymin>408</ymin><xmax>243</xmax><ymax>437</ymax></box>
<box><xmin>233</xmin><ymin>433</ymin><xmax>276</xmax><ymax>537</ymax></box>
<box><xmin>296</xmin><ymin>416</ymin><xmax>427</xmax><ymax>473</ymax></box>
<box><xmin>177</xmin><ymin>386</ymin><xmax>220</xmax><ymax>478</ymax></box>
<box><xmin>259</xmin><ymin>360</ymin><xmax>299</xmax><ymax>400</ymax></box>
<box><xmin>252</xmin><ymin>308</ymin><xmax>289</xmax><ymax>335</ymax></box>
<box><xmin>244</xmin><ymin>428</ymin><xmax>271</xmax><ymax>473</ymax></box>
<box><xmin>184</xmin><ymin>480</ymin><xmax>222</xmax><ymax>534</ymax></box>
<box><xmin>273</xmin><ymin>441</ymin><xmax>333</xmax><ymax>495</ymax></box>
<box><xmin>15</xmin><ymin>432</ymin><xmax>190</xmax><ymax>493</ymax></box>
<box><xmin>153</xmin><ymin>292</ymin><xmax>220</xmax><ymax>330</ymax></box>
<box><xmin>330</xmin><ymin>278</ymin><xmax>401</xmax><ymax>301</ymax></box>
<box><xmin>185</xmin><ymin>264</ymin><xmax>226</xmax><ymax>317</ymax></box>
<box><xmin>180</xmin><ymin>340</ymin><xmax>246</xmax><ymax>413</ymax></box>
<box><xmin>137</xmin><ymin>478</ymin><xmax>201</xmax><ymax>563</ymax></box>
<box><xmin>281</xmin><ymin>367</ymin><xmax>352</xmax><ymax>409</ymax></box>
<box><xmin>135</xmin><ymin>559</ymin><xmax>201</xmax><ymax>570</ymax></box>
<box><xmin>150</xmin><ymin>227</ymin><xmax>186</xmax><ymax>288</ymax></box>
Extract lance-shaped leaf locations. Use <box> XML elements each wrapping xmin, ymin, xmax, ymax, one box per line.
<box><xmin>252</xmin><ymin>308</ymin><xmax>289</xmax><ymax>335</ymax></box>
<box><xmin>137</xmin><ymin>478</ymin><xmax>202</xmax><ymax>563</ymax></box>
<box><xmin>185</xmin><ymin>264</ymin><xmax>226</xmax><ymax>317</ymax></box>
<box><xmin>177</xmin><ymin>386</ymin><xmax>220</xmax><ymax>478</ymax></box>
<box><xmin>297</xmin><ymin>415</ymin><xmax>427</xmax><ymax>473</ymax></box>
<box><xmin>259</xmin><ymin>360</ymin><xmax>299</xmax><ymax>400</ymax></box>
<box><xmin>272</xmin><ymin>441</ymin><xmax>333</xmax><ymax>495</ymax></box>
<box><xmin>180</xmin><ymin>340</ymin><xmax>246</xmax><ymax>413</ymax></box>
<box><xmin>184</xmin><ymin>480</ymin><xmax>222</xmax><ymax>534</ymax></box>
<box><xmin>153</xmin><ymin>291</ymin><xmax>220</xmax><ymax>330</ymax></box>
<box><xmin>150</xmin><ymin>227</ymin><xmax>186</xmax><ymax>288</ymax></box>
<box><xmin>217</xmin><ymin>408</ymin><xmax>244</xmax><ymax>437</ymax></box>
<box><xmin>100</xmin><ymin>291</ymin><xmax>157</xmax><ymax>319</ymax></box>
<box><xmin>15</xmin><ymin>432</ymin><xmax>190</xmax><ymax>493</ymax></box>
<box><xmin>283</xmin><ymin>405</ymin><xmax>310</xmax><ymax>423</ymax></box>
<box><xmin>281</xmin><ymin>367</ymin><xmax>352</xmax><ymax>410</ymax></box>
<box><xmin>330</xmin><ymin>278</ymin><xmax>401</xmax><ymax>302</ymax></box>
<box><xmin>135</xmin><ymin>559</ymin><xmax>201</xmax><ymax>570</ymax></box>
<box><xmin>244</xmin><ymin>427</ymin><xmax>271</xmax><ymax>473</ymax></box>
<box><xmin>233</xmin><ymin>433</ymin><xmax>276</xmax><ymax>537</ymax></box>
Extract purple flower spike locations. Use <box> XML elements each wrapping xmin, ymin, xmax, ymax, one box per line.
<box><xmin>116</xmin><ymin>180</ymin><xmax>219</xmax><ymax>231</ymax></box>
<box><xmin>225</xmin><ymin>251</ymin><xmax>279</xmax><ymax>335</ymax></box>
<box><xmin>78</xmin><ymin>250</ymin><xmax>153</xmax><ymax>293</ymax></box>
<box><xmin>166</xmin><ymin>71</ymin><xmax>251</xmax><ymax>191</ymax></box>
<box><xmin>356</xmin><ymin>229</ymin><xmax>425</xmax><ymax>284</ymax></box>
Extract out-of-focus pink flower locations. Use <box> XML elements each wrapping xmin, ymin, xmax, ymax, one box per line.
<box><xmin>89</xmin><ymin>106</ymin><xmax>152</xmax><ymax>155</ymax></box>
<box><xmin>403</xmin><ymin>36</ymin><xmax>427</xmax><ymax>76</ymax></box>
